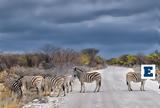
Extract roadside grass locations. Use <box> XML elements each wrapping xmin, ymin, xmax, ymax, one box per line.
<box><xmin>0</xmin><ymin>84</ymin><xmax>20</xmax><ymax>108</ymax></box>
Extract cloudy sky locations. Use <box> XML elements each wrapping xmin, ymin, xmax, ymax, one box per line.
<box><xmin>0</xmin><ymin>0</ymin><xmax>159</xmax><ymax>58</ymax></box>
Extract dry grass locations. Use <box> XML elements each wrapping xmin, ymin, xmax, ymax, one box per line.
<box><xmin>1</xmin><ymin>102</ymin><xmax>20</xmax><ymax>108</ymax></box>
<box><xmin>0</xmin><ymin>84</ymin><xmax>11</xmax><ymax>100</ymax></box>
<box><xmin>0</xmin><ymin>83</ymin><xmax>20</xmax><ymax>108</ymax></box>
<box><xmin>0</xmin><ymin>71</ymin><xmax>8</xmax><ymax>83</ymax></box>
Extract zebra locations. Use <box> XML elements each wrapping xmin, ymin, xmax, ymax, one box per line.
<box><xmin>21</xmin><ymin>75</ymin><xmax>45</xmax><ymax>97</ymax></box>
<box><xmin>155</xmin><ymin>74</ymin><xmax>160</xmax><ymax>89</ymax></box>
<box><xmin>43</xmin><ymin>74</ymin><xmax>54</xmax><ymax>96</ymax></box>
<box><xmin>43</xmin><ymin>75</ymin><xmax>66</xmax><ymax>97</ymax></box>
<box><xmin>4</xmin><ymin>75</ymin><xmax>23</xmax><ymax>102</ymax></box>
<box><xmin>126</xmin><ymin>72</ymin><xmax>146</xmax><ymax>91</ymax></box>
<box><xmin>153</xmin><ymin>70</ymin><xmax>160</xmax><ymax>89</ymax></box>
<box><xmin>62</xmin><ymin>74</ymin><xmax>75</xmax><ymax>93</ymax></box>
<box><xmin>73</xmin><ymin>67</ymin><xmax>101</xmax><ymax>93</ymax></box>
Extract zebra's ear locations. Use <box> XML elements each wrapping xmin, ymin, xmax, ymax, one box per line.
<box><xmin>20</xmin><ymin>75</ymin><xmax>24</xmax><ymax>78</ymax></box>
<box><xmin>72</xmin><ymin>66</ymin><xmax>76</xmax><ymax>72</ymax></box>
<box><xmin>74</xmin><ymin>67</ymin><xmax>76</xmax><ymax>72</ymax></box>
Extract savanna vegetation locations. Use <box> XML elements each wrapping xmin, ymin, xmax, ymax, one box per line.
<box><xmin>0</xmin><ymin>44</ymin><xmax>105</xmax><ymax>108</ymax></box>
<box><xmin>106</xmin><ymin>50</ymin><xmax>160</xmax><ymax>69</ymax></box>
<box><xmin>0</xmin><ymin>44</ymin><xmax>159</xmax><ymax>107</ymax></box>
<box><xmin>0</xmin><ymin>45</ymin><xmax>105</xmax><ymax>72</ymax></box>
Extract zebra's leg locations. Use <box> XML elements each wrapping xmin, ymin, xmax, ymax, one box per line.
<box><xmin>94</xmin><ymin>81</ymin><xmax>98</xmax><ymax>92</ymax></box>
<box><xmin>142</xmin><ymin>81</ymin><xmax>145</xmax><ymax>91</ymax></box>
<box><xmin>140</xmin><ymin>81</ymin><xmax>144</xmax><ymax>91</ymax></box>
<box><xmin>43</xmin><ymin>83</ymin><xmax>47</xmax><ymax>96</ymax></box>
<box><xmin>97</xmin><ymin>80</ymin><xmax>101</xmax><ymax>92</ymax></box>
<box><xmin>66</xmin><ymin>83</ymin><xmax>69</xmax><ymax>93</ymax></box>
<box><xmin>36</xmin><ymin>87</ymin><xmax>39</xmax><ymax>95</ymax></box>
<box><xmin>70</xmin><ymin>81</ymin><xmax>73</xmax><ymax>92</ymax></box>
<box><xmin>51</xmin><ymin>87</ymin><xmax>55</xmax><ymax>96</ymax></box>
<box><xmin>48</xmin><ymin>85</ymin><xmax>52</xmax><ymax>96</ymax></box>
<box><xmin>80</xmin><ymin>82</ymin><xmax>83</xmax><ymax>93</ymax></box>
<box><xmin>62</xmin><ymin>84</ymin><xmax>66</xmax><ymax>96</ymax></box>
<box><xmin>16</xmin><ymin>89</ymin><xmax>23</xmax><ymax>103</ymax></box>
<box><xmin>21</xmin><ymin>85</ymin><xmax>27</xmax><ymax>96</ymax></box>
<box><xmin>37</xmin><ymin>86</ymin><xmax>42</xmax><ymax>98</ymax></box>
<box><xmin>37</xmin><ymin>82</ymin><xmax>43</xmax><ymax>97</ymax></box>
<box><xmin>158</xmin><ymin>81</ymin><xmax>160</xmax><ymax>89</ymax></box>
<box><xmin>57</xmin><ymin>86</ymin><xmax>62</xmax><ymax>97</ymax></box>
<box><xmin>82</xmin><ymin>83</ymin><xmax>85</xmax><ymax>93</ymax></box>
<box><xmin>127</xmin><ymin>81</ymin><xmax>132</xmax><ymax>91</ymax></box>
<box><xmin>36</xmin><ymin>86</ymin><xmax>42</xmax><ymax>98</ymax></box>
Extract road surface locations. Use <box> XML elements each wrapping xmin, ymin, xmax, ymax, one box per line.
<box><xmin>60</xmin><ymin>66</ymin><xmax>160</xmax><ymax>108</ymax></box>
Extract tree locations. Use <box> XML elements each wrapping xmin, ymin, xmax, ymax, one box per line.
<box><xmin>81</xmin><ymin>48</ymin><xmax>99</xmax><ymax>66</ymax></box>
<box><xmin>126</xmin><ymin>55</ymin><xmax>137</xmax><ymax>66</ymax></box>
<box><xmin>147</xmin><ymin>52</ymin><xmax>160</xmax><ymax>68</ymax></box>
<box><xmin>95</xmin><ymin>56</ymin><xmax>104</xmax><ymax>65</ymax></box>
<box><xmin>40</xmin><ymin>44</ymin><xmax>61</xmax><ymax>63</ymax></box>
<box><xmin>136</xmin><ymin>53</ymin><xmax>147</xmax><ymax>64</ymax></box>
<box><xmin>80</xmin><ymin>54</ymin><xmax>90</xmax><ymax>65</ymax></box>
<box><xmin>40</xmin><ymin>44</ymin><xmax>60</xmax><ymax>55</ymax></box>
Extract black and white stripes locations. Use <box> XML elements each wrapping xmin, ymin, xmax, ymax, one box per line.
<box><xmin>73</xmin><ymin>67</ymin><xmax>101</xmax><ymax>93</ymax></box>
<box><xmin>126</xmin><ymin>72</ymin><xmax>146</xmax><ymax>91</ymax></box>
<box><xmin>155</xmin><ymin>70</ymin><xmax>160</xmax><ymax>89</ymax></box>
<box><xmin>44</xmin><ymin>75</ymin><xmax>66</xmax><ymax>97</ymax></box>
<box><xmin>5</xmin><ymin>76</ymin><xmax>23</xmax><ymax>100</ymax></box>
<box><xmin>21</xmin><ymin>76</ymin><xmax>44</xmax><ymax>97</ymax></box>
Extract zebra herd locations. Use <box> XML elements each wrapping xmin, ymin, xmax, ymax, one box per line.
<box><xmin>3</xmin><ymin>66</ymin><xmax>160</xmax><ymax>104</ymax></box>
<box><xmin>4</xmin><ymin>67</ymin><xmax>102</xmax><ymax>102</ymax></box>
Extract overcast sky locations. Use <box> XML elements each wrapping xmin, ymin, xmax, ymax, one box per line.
<box><xmin>0</xmin><ymin>0</ymin><xmax>159</xmax><ymax>58</ymax></box>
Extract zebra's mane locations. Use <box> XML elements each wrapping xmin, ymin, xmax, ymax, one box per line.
<box><xmin>15</xmin><ymin>76</ymin><xmax>24</xmax><ymax>83</ymax></box>
<box><xmin>75</xmin><ymin>67</ymin><xmax>84</xmax><ymax>73</ymax></box>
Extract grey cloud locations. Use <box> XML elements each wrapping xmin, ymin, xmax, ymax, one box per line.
<box><xmin>0</xmin><ymin>0</ymin><xmax>159</xmax><ymax>58</ymax></box>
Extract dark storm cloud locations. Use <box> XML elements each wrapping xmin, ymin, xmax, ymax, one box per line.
<box><xmin>0</xmin><ymin>0</ymin><xmax>159</xmax><ymax>58</ymax></box>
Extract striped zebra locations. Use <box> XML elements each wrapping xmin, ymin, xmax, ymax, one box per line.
<box><xmin>73</xmin><ymin>67</ymin><xmax>101</xmax><ymax>93</ymax></box>
<box><xmin>62</xmin><ymin>74</ymin><xmax>75</xmax><ymax>93</ymax></box>
<box><xmin>154</xmin><ymin>70</ymin><xmax>160</xmax><ymax>89</ymax></box>
<box><xmin>126</xmin><ymin>72</ymin><xmax>146</xmax><ymax>91</ymax></box>
<box><xmin>4</xmin><ymin>75</ymin><xmax>23</xmax><ymax>101</ymax></box>
<box><xmin>43</xmin><ymin>75</ymin><xmax>66</xmax><ymax>97</ymax></box>
<box><xmin>21</xmin><ymin>75</ymin><xmax>44</xmax><ymax>97</ymax></box>
<box><xmin>155</xmin><ymin>74</ymin><xmax>160</xmax><ymax>89</ymax></box>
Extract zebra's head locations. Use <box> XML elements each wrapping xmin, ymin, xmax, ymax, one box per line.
<box><xmin>73</xmin><ymin>67</ymin><xmax>83</xmax><ymax>78</ymax></box>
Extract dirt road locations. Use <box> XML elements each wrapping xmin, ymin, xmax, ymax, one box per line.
<box><xmin>60</xmin><ymin>66</ymin><xmax>160</xmax><ymax>108</ymax></box>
